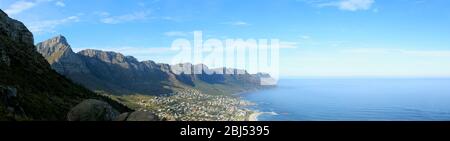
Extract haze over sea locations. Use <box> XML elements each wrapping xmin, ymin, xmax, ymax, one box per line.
<box><xmin>243</xmin><ymin>78</ymin><xmax>450</xmax><ymax>121</ymax></box>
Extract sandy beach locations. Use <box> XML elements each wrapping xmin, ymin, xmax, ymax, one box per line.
<box><xmin>248</xmin><ymin>112</ymin><xmax>263</xmax><ymax>121</ymax></box>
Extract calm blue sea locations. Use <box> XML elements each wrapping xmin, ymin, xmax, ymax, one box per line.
<box><xmin>242</xmin><ymin>78</ymin><xmax>450</xmax><ymax>121</ymax></box>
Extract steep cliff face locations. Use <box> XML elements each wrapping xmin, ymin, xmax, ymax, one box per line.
<box><xmin>0</xmin><ymin>10</ymin><xmax>130</xmax><ymax>121</ymax></box>
<box><xmin>36</xmin><ymin>35</ymin><xmax>90</xmax><ymax>74</ymax></box>
<box><xmin>77</xmin><ymin>49</ymin><xmax>172</xmax><ymax>95</ymax></box>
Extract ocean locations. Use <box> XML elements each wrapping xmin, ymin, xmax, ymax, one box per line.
<box><xmin>242</xmin><ymin>78</ymin><xmax>450</xmax><ymax>121</ymax></box>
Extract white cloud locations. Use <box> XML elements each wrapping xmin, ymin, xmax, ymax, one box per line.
<box><xmin>402</xmin><ymin>50</ymin><xmax>450</xmax><ymax>57</ymax></box>
<box><xmin>318</xmin><ymin>0</ymin><xmax>375</xmax><ymax>11</ymax></box>
<box><xmin>280</xmin><ymin>42</ymin><xmax>299</xmax><ymax>49</ymax></box>
<box><xmin>300</xmin><ymin>35</ymin><xmax>311</xmax><ymax>40</ymax></box>
<box><xmin>94</xmin><ymin>11</ymin><xmax>110</xmax><ymax>17</ymax></box>
<box><xmin>342</xmin><ymin>48</ymin><xmax>450</xmax><ymax>57</ymax></box>
<box><xmin>2</xmin><ymin>0</ymin><xmax>77</xmax><ymax>34</ymax></box>
<box><xmin>28</xmin><ymin>16</ymin><xmax>80</xmax><ymax>34</ymax></box>
<box><xmin>164</xmin><ymin>31</ymin><xmax>190</xmax><ymax>37</ymax></box>
<box><xmin>161</xmin><ymin>16</ymin><xmax>180</xmax><ymax>22</ymax></box>
<box><xmin>339</xmin><ymin>0</ymin><xmax>374</xmax><ymax>11</ymax></box>
<box><xmin>100</xmin><ymin>11</ymin><xmax>151</xmax><ymax>24</ymax></box>
<box><xmin>223</xmin><ymin>21</ymin><xmax>250</xmax><ymax>26</ymax></box>
<box><xmin>55</xmin><ymin>1</ymin><xmax>65</xmax><ymax>7</ymax></box>
<box><xmin>4</xmin><ymin>1</ymin><xmax>36</xmax><ymax>15</ymax></box>
<box><xmin>3</xmin><ymin>0</ymin><xmax>66</xmax><ymax>15</ymax></box>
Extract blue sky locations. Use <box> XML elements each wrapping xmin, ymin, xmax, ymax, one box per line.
<box><xmin>1</xmin><ymin>0</ymin><xmax>450</xmax><ymax>77</ymax></box>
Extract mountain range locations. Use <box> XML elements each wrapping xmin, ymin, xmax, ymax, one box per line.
<box><xmin>36</xmin><ymin>36</ymin><xmax>272</xmax><ymax>96</ymax></box>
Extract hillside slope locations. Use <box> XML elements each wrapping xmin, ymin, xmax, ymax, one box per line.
<box><xmin>0</xmin><ymin>10</ymin><xmax>129</xmax><ymax>121</ymax></box>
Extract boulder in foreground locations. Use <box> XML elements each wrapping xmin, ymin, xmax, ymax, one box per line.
<box><xmin>67</xmin><ymin>99</ymin><xmax>119</xmax><ymax>121</ymax></box>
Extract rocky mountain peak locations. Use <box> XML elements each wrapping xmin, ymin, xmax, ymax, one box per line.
<box><xmin>36</xmin><ymin>35</ymin><xmax>70</xmax><ymax>49</ymax></box>
<box><xmin>36</xmin><ymin>35</ymin><xmax>91</xmax><ymax>74</ymax></box>
<box><xmin>36</xmin><ymin>35</ymin><xmax>75</xmax><ymax>64</ymax></box>
<box><xmin>48</xmin><ymin>35</ymin><xmax>69</xmax><ymax>46</ymax></box>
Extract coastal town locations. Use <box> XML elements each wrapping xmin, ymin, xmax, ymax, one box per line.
<box><xmin>112</xmin><ymin>89</ymin><xmax>259</xmax><ymax>121</ymax></box>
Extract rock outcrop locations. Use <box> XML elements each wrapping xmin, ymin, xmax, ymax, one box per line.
<box><xmin>68</xmin><ymin>99</ymin><xmax>160</xmax><ymax>121</ymax></box>
<box><xmin>67</xmin><ymin>99</ymin><xmax>120</xmax><ymax>121</ymax></box>
<box><xmin>0</xmin><ymin>86</ymin><xmax>26</xmax><ymax>118</ymax></box>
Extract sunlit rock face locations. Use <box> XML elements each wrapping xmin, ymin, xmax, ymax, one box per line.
<box><xmin>36</xmin><ymin>35</ymin><xmax>91</xmax><ymax>74</ymax></box>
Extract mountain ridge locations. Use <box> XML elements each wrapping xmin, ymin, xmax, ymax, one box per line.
<box><xmin>36</xmin><ymin>35</ymin><xmax>273</xmax><ymax>96</ymax></box>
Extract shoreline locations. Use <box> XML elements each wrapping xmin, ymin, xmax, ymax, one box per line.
<box><xmin>248</xmin><ymin>112</ymin><xmax>263</xmax><ymax>121</ymax></box>
<box><xmin>248</xmin><ymin>111</ymin><xmax>279</xmax><ymax>121</ymax></box>
<box><xmin>238</xmin><ymin>87</ymin><xmax>276</xmax><ymax>121</ymax></box>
